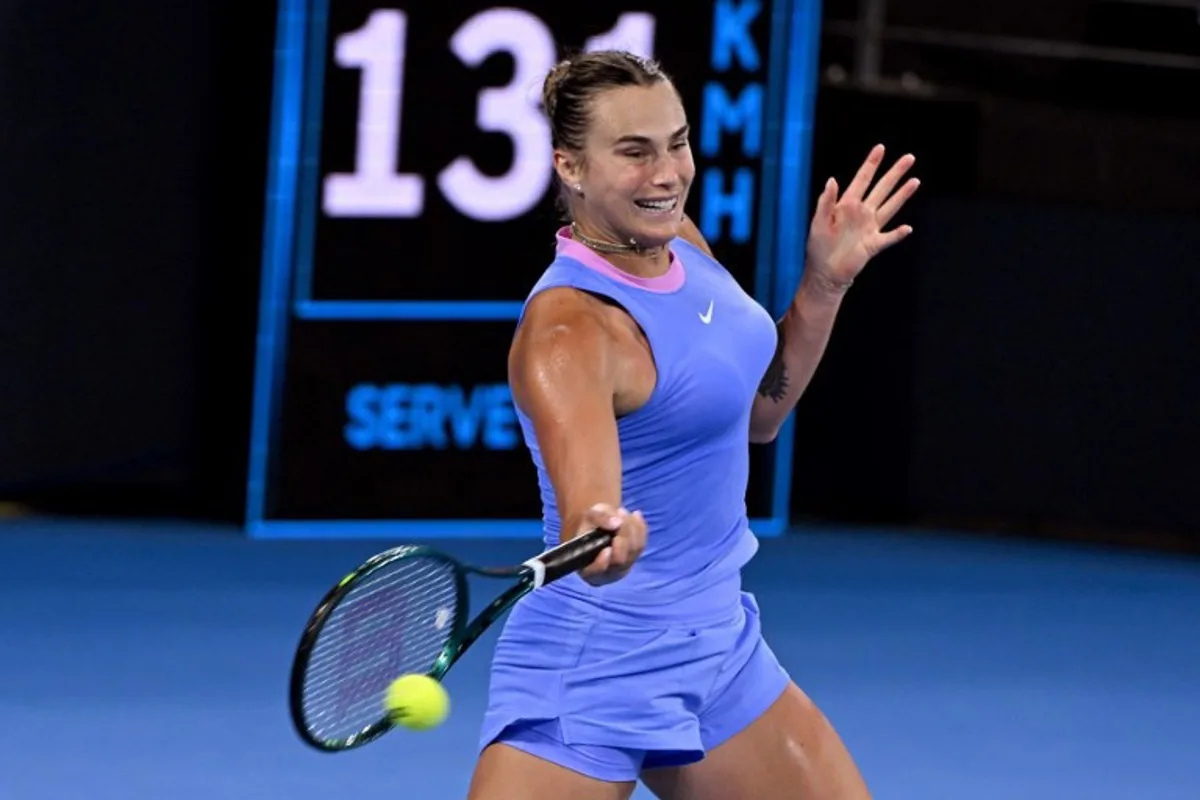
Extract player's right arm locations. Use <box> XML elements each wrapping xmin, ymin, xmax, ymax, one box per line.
<box><xmin>508</xmin><ymin>287</ymin><xmax>647</xmax><ymax>586</ymax></box>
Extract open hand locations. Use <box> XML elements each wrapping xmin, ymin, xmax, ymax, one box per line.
<box><xmin>806</xmin><ymin>144</ymin><xmax>920</xmax><ymax>289</ymax></box>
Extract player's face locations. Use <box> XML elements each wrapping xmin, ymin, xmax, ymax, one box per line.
<box><xmin>574</xmin><ymin>82</ymin><xmax>694</xmax><ymax>248</ymax></box>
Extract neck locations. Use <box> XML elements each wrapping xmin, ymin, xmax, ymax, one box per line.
<box><xmin>569</xmin><ymin>221</ymin><xmax>671</xmax><ymax>278</ymax></box>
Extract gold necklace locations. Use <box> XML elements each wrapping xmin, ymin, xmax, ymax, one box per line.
<box><xmin>570</xmin><ymin>222</ymin><xmax>662</xmax><ymax>258</ymax></box>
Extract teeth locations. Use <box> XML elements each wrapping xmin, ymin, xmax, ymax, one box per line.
<box><xmin>636</xmin><ymin>198</ymin><xmax>677</xmax><ymax>212</ymax></box>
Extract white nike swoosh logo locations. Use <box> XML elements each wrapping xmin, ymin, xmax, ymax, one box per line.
<box><xmin>699</xmin><ymin>301</ymin><xmax>714</xmax><ymax>324</ymax></box>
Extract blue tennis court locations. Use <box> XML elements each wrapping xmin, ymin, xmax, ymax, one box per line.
<box><xmin>3</xmin><ymin>517</ymin><xmax>1197</xmax><ymax>799</ymax></box>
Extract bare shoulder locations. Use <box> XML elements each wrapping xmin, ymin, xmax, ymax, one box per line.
<box><xmin>512</xmin><ymin>286</ymin><xmax>613</xmax><ymax>356</ymax></box>
<box><xmin>508</xmin><ymin>287</ymin><xmax>618</xmax><ymax>407</ymax></box>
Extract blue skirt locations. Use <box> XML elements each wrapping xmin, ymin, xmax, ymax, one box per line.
<box><xmin>477</xmin><ymin>576</ymin><xmax>790</xmax><ymax>782</ymax></box>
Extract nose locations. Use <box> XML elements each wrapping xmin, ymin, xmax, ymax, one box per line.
<box><xmin>650</xmin><ymin>153</ymin><xmax>680</xmax><ymax>189</ymax></box>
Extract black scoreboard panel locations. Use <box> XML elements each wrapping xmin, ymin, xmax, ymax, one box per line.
<box><xmin>273</xmin><ymin>320</ymin><xmax>537</xmax><ymax>521</ymax></box>
<box><xmin>247</xmin><ymin>0</ymin><xmax>822</xmax><ymax>537</ymax></box>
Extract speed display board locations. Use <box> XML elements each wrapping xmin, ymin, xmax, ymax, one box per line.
<box><xmin>246</xmin><ymin>0</ymin><xmax>822</xmax><ymax>538</ymax></box>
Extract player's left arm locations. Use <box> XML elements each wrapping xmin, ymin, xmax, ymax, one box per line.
<box><xmin>684</xmin><ymin>146</ymin><xmax>920</xmax><ymax>443</ymax></box>
<box><xmin>677</xmin><ymin>215</ymin><xmax>848</xmax><ymax>445</ymax></box>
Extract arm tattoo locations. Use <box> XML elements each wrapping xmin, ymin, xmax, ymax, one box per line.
<box><xmin>757</xmin><ymin>321</ymin><xmax>789</xmax><ymax>402</ymax></box>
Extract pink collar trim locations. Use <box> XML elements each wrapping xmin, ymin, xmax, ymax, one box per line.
<box><xmin>554</xmin><ymin>227</ymin><xmax>685</xmax><ymax>293</ymax></box>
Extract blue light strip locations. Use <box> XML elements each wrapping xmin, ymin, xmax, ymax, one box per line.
<box><xmin>769</xmin><ymin>0</ymin><xmax>824</xmax><ymax>524</ymax></box>
<box><xmin>251</xmin><ymin>516</ymin><xmax>786</xmax><ymax>540</ymax></box>
<box><xmin>292</xmin><ymin>0</ymin><xmax>333</xmax><ymax>304</ymax></box>
<box><xmin>759</xmin><ymin>0</ymin><xmax>797</xmax><ymax>535</ymax></box>
<box><xmin>245</xmin><ymin>0</ymin><xmax>309</xmax><ymax>528</ymax></box>
<box><xmin>293</xmin><ymin>300</ymin><xmax>525</xmax><ymax>321</ymax></box>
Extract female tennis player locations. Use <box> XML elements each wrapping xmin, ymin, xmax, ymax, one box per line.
<box><xmin>468</xmin><ymin>51</ymin><xmax>918</xmax><ymax>800</ymax></box>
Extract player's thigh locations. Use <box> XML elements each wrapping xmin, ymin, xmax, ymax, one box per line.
<box><xmin>468</xmin><ymin>742</ymin><xmax>637</xmax><ymax>800</ymax></box>
<box><xmin>640</xmin><ymin>682</ymin><xmax>871</xmax><ymax>800</ymax></box>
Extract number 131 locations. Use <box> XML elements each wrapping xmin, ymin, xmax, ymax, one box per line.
<box><xmin>323</xmin><ymin>8</ymin><xmax>657</xmax><ymax>222</ymax></box>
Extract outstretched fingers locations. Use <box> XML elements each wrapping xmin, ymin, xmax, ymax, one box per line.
<box><xmin>841</xmin><ymin>144</ymin><xmax>886</xmax><ymax>203</ymax></box>
<box><xmin>865</xmin><ymin>152</ymin><xmax>917</xmax><ymax>212</ymax></box>
<box><xmin>876</xmin><ymin>174</ymin><xmax>920</xmax><ymax>228</ymax></box>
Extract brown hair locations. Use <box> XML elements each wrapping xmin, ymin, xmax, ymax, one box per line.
<box><xmin>541</xmin><ymin>50</ymin><xmax>674</xmax><ymax>218</ymax></box>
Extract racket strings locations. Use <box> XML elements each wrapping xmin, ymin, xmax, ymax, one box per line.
<box><xmin>300</xmin><ymin>556</ymin><xmax>459</xmax><ymax>744</ymax></box>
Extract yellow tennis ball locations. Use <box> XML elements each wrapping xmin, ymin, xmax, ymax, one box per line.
<box><xmin>383</xmin><ymin>674</ymin><xmax>449</xmax><ymax>731</ymax></box>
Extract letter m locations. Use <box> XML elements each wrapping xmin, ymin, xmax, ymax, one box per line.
<box><xmin>700</xmin><ymin>82</ymin><xmax>763</xmax><ymax>158</ymax></box>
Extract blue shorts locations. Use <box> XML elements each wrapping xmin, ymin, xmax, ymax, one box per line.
<box><xmin>478</xmin><ymin>585</ymin><xmax>790</xmax><ymax>782</ymax></box>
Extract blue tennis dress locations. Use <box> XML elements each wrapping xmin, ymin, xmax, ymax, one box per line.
<box><xmin>478</xmin><ymin>227</ymin><xmax>791</xmax><ymax>782</ymax></box>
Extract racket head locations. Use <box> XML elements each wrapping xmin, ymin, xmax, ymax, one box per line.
<box><xmin>288</xmin><ymin>545</ymin><xmax>469</xmax><ymax>752</ymax></box>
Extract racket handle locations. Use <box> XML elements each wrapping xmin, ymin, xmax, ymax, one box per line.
<box><xmin>522</xmin><ymin>528</ymin><xmax>615</xmax><ymax>588</ymax></box>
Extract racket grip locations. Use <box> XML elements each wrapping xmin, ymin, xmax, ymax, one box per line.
<box><xmin>524</xmin><ymin>528</ymin><xmax>615</xmax><ymax>587</ymax></box>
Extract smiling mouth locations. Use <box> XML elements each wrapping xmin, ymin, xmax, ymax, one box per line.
<box><xmin>634</xmin><ymin>197</ymin><xmax>679</xmax><ymax>214</ymax></box>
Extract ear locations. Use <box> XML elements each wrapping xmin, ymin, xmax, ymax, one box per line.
<box><xmin>553</xmin><ymin>149</ymin><xmax>583</xmax><ymax>192</ymax></box>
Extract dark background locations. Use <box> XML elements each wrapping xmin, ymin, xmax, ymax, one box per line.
<box><xmin>275</xmin><ymin>320</ymin><xmax>535</xmax><ymax>520</ymax></box>
<box><xmin>2</xmin><ymin>0</ymin><xmax>1197</xmax><ymax>549</ymax></box>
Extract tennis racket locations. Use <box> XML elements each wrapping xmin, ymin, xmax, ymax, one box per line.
<box><xmin>288</xmin><ymin>527</ymin><xmax>614</xmax><ymax>753</ymax></box>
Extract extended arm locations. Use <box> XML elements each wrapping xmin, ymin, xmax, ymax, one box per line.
<box><xmin>508</xmin><ymin>288</ymin><xmax>646</xmax><ymax>583</ymax></box>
